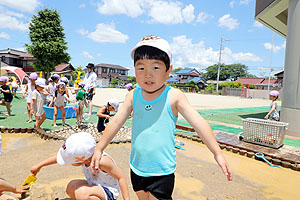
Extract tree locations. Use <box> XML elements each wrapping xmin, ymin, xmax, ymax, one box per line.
<box><xmin>172</xmin><ymin>67</ymin><xmax>183</xmax><ymax>73</ymax></box>
<box><xmin>204</xmin><ymin>63</ymin><xmax>249</xmax><ymax>81</ymax></box>
<box><xmin>26</xmin><ymin>8</ymin><xmax>70</xmax><ymax>78</ymax></box>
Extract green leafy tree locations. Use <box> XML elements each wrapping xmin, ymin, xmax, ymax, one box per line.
<box><xmin>111</xmin><ymin>78</ymin><xmax>119</xmax><ymax>85</ymax></box>
<box><xmin>204</xmin><ymin>63</ymin><xmax>249</xmax><ymax>81</ymax></box>
<box><xmin>128</xmin><ymin>76</ymin><xmax>136</xmax><ymax>85</ymax></box>
<box><xmin>26</xmin><ymin>8</ymin><xmax>70</xmax><ymax>78</ymax></box>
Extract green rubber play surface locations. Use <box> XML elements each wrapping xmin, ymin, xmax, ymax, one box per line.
<box><xmin>1</xmin><ymin>94</ymin><xmax>299</xmax><ymax>148</ymax></box>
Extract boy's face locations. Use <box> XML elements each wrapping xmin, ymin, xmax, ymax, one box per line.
<box><xmin>36</xmin><ymin>85</ymin><xmax>44</xmax><ymax>91</ymax></box>
<box><xmin>0</xmin><ymin>81</ymin><xmax>4</xmax><ymax>85</ymax></box>
<box><xmin>135</xmin><ymin>59</ymin><xmax>172</xmax><ymax>93</ymax></box>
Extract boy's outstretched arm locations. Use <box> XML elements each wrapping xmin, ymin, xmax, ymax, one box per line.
<box><xmin>30</xmin><ymin>155</ymin><xmax>57</xmax><ymax>176</ymax></box>
<box><xmin>173</xmin><ymin>89</ymin><xmax>232</xmax><ymax>181</ymax></box>
<box><xmin>91</xmin><ymin>91</ymin><xmax>134</xmax><ymax>174</ymax></box>
<box><xmin>99</xmin><ymin>156</ymin><xmax>130</xmax><ymax>200</ymax></box>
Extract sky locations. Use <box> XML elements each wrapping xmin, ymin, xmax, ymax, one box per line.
<box><xmin>0</xmin><ymin>0</ymin><xmax>287</xmax><ymax>77</ymax></box>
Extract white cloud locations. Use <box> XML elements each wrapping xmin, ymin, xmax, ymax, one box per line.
<box><xmin>218</xmin><ymin>14</ymin><xmax>239</xmax><ymax>30</ymax></box>
<box><xmin>77</xmin><ymin>28</ymin><xmax>89</xmax><ymax>35</ymax></box>
<box><xmin>15</xmin><ymin>47</ymin><xmax>26</xmax><ymax>52</ymax></box>
<box><xmin>0</xmin><ymin>6</ymin><xmax>24</xmax><ymax>18</ymax></box>
<box><xmin>229</xmin><ymin>1</ymin><xmax>235</xmax><ymax>8</ymax></box>
<box><xmin>240</xmin><ymin>0</ymin><xmax>250</xmax><ymax>5</ymax></box>
<box><xmin>0</xmin><ymin>14</ymin><xmax>28</xmax><ymax>31</ymax></box>
<box><xmin>182</xmin><ymin>4</ymin><xmax>195</xmax><ymax>23</ymax></box>
<box><xmin>87</xmin><ymin>23</ymin><xmax>129</xmax><ymax>43</ymax></box>
<box><xmin>97</xmin><ymin>0</ymin><xmax>144</xmax><ymax>18</ymax></box>
<box><xmin>81</xmin><ymin>51</ymin><xmax>94</xmax><ymax>59</ymax></box>
<box><xmin>264</xmin><ymin>41</ymin><xmax>286</xmax><ymax>53</ymax></box>
<box><xmin>0</xmin><ymin>32</ymin><xmax>10</xmax><ymax>39</ymax></box>
<box><xmin>170</xmin><ymin>35</ymin><xmax>263</xmax><ymax>68</ymax></box>
<box><xmin>96</xmin><ymin>53</ymin><xmax>102</xmax><ymax>57</ymax></box>
<box><xmin>196</xmin><ymin>12</ymin><xmax>212</xmax><ymax>24</ymax></box>
<box><xmin>253</xmin><ymin>21</ymin><xmax>263</xmax><ymax>28</ymax></box>
<box><xmin>79</xmin><ymin>4</ymin><xmax>86</xmax><ymax>8</ymax></box>
<box><xmin>224</xmin><ymin>47</ymin><xmax>263</xmax><ymax>62</ymax></box>
<box><xmin>148</xmin><ymin>1</ymin><xmax>183</xmax><ymax>24</ymax></box>
<box><xmin>0</xmin><ymin>0</ymin><xmax>40</xmax><ymax>13</ymax></box>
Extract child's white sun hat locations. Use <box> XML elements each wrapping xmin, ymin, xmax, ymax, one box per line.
<box><xmin>35</xmin><ymin>78</ymin><xmax>47</xmax><ymax>88</ymax></box>
<box><xmin>108</xmin><ymin>98</ymin><xmax>119</xmax><ymax>111</ymax></box>
<box><xmin>57</xmin><ymin>132</ymin><xmax>96</xmax><ymax>165</ymax></box>
<box><xmin>130</xmin><ymin>35</ymin><xmax>172</xmax><ymax>63</ymax></box>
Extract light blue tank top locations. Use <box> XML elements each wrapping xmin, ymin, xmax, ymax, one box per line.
<box><xmin>130</xmin><ymin>85</ymin><xmax>178</xmax><ymax>177</ymax></box>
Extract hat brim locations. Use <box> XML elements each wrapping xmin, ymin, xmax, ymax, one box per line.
<box><xmin>56</xmin><ymin>147</ymin><xmax>68</xmax><ymax>165</ymax></box>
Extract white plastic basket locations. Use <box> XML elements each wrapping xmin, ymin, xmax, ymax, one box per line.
<box><xmin>242</xmin><ymin>118</ymin><xmax>288</xmax><ymax>148</ymax></box>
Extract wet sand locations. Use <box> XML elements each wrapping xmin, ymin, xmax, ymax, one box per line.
<box><xmin>1</xmin><ymin>134</ymin><xmax>299</xmax><ymax>200</ymax></box>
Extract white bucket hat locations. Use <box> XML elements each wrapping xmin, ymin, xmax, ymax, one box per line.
<box><xmin>108</xmin><ymin>98</ymin><xmax>119</xmax><ymax>111</ymax></box>
<box><xmin>35</xmin><ymin>78</ymin><xmax>47</xmax><ymax>88</ymax></box>
<box><xmin>130</xmin><ymin>35</ymin><xmax>172</xmax><ymax>63</ymax></box>
<box><xmin>57</xmin><ymin>132</ymin><xmax>96</xmax><ymax>165</ymax></box>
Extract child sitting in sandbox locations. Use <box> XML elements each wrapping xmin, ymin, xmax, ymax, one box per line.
<box><xmin>30</xmin><ymin>132</ymin><xmax>130</xmax><ymax>200</ymax></box>
<box><xmin>49</xmin><ymin>82</ymin><xmax>74</xmax><ymax>127</ymax></box>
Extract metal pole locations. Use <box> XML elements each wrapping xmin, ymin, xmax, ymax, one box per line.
<box><xmin>216</xmin><ymin>37</ymin><xmax>223</xmax><ymax>95</ymax></box>
<box><xmin>268</xmin><ymin>32</ymin><xmax>274</xmax><ymax>94</ymax></box>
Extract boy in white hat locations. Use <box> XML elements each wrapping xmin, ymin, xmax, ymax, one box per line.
<box><xmin>96</xmin><ymin>98</ymin><xmax>119</xmax><ymax>135</ymax></box>
<box><xmin>31</xmin><ymin>78</ymin><xmax>49</xmax><ymax>129</ymax></box>
<box><xmin>91</xmin><ymin>35</ymin><xmax>232</xmax><ymax>200</ymax></box>
<box><xmin>30</xmin><ymin>132</ymin><xmax>129</xmax><ymax>200</ymax></box>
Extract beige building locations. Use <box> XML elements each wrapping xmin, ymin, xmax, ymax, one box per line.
<box><xmin>255</xmin><ymin>0</ymin><xmax>300</xmax><ymax>137</ymax></box>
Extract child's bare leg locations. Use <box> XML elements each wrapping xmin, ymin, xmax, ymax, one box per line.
<box><xmin>61</xmin><ymin>107</ymin><xmax>66</xmax><ymax>126</ymax></box>
<box><xmin>38</xmin><ymin>113</ymin><xmax>46</xmax><ymax>128</ymax></box>
<box><xmin>26</xmin><ymin>103</ymin><xmax>32</xmax><ymax>122</ymax></box>
<box><xmin>5</xmin><ymin>102</ymin><xmax>11</xmax><ymax>116</ymax></box>
<box><xmin>135</xmin><ymin>191</ymin><xmax>159</xmax><ymax>200</ymax></box>
<box><xmin>34</xmin><ymin>116</ymin><xmax>40</xmax><ymax>128</ymax></box>
<box><xmin>53</xmin><ymin>106</ymin><xmax>58</xmax><ymax>127</ymax></box>
<box><xmin>66</xmin><ymin>179</ymin><xmax>106</xmax><ymax>200</ymax></box>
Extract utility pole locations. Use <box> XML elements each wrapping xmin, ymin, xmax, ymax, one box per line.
<box><xmin>267</xmin><ymin>32</ymin><xmax>274</xmax><ymax>95</ymax></box>
<box><xmin>216</xmin><ymin>37</ymin><xmax>229</xmax><ymax>95</ymax></box>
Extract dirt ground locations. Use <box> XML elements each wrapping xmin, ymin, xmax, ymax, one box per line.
<box><xmin>1</xmin><ymin>133</ymin><xmax>298</xmax><ymax>200</ymax></box>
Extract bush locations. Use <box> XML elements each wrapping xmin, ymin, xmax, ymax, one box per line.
<box><xmin>249</xmin><ymin>84</ymin><xmax>256</xmax><ymax>89</ymax></box>
<box><xmin>205</xmin><ymin>84</ymin><xmax>216</xmax><ymax>93</ymax></box>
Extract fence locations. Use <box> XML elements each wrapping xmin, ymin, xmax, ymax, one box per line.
<box><xmin>222</xmin><ymin>87</ymin><xmax>282</xmax><ymax>99</ymax></box>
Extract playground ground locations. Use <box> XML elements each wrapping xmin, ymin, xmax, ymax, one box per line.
<box><xmin>1</xmin><ymin>88</ymin><xmax>300</xmax><ymax>199</ymax></box>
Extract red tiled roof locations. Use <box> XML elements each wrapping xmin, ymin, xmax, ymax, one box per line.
<box><xmin>261</xmin><ymin>79</ymin><xmax>277</xmax><ymax>84</ymax></box>
<box><xmin>236</xmin><ymin>78</ymin><xmax>265</xmax><ymax>85</ymax></box>
<box><xmin>55</xmin><ymin>64</ymin><xmax>74</xmax><ymax>72</ymax></box>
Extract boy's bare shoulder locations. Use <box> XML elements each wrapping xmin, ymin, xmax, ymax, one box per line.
<box><xmin>170</xmin><ymin>87</ymin><xmax>186</xmax><ymax>99</ymax></box>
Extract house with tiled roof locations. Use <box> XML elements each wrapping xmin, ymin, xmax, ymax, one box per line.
<box><xmin>166</xmin><ymin>68</ymin><xmax>206</xmax><ymax>89</ymax></box>
<box><xmin>83</xmin><ymin>63</ymin><xmax>129</xmax><ymax>87</ymax></box>
<box><xmin>236</xmin><ymin>77</ymin><xmax>282</xmax><ymax>90</ymax></box>
<box><xmin>54</xmin><ymin>63</ymin><xmax>75</xmax><ymax>82</ymax></box>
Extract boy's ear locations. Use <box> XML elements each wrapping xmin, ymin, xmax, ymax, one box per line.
<box><xmin>167</xmin><ymin>64</ymin><xmax>173</xmax><ymax>73</ymax></box>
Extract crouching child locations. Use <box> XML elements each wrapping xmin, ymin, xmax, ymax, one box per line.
<box><xmin>30</xmin><ymin>132</ymin><xmax>130</xmax><ymax>200</ymax></box>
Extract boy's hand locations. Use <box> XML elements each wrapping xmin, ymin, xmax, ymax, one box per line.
<box><xmin>30</xmin><ymin>165</ymin><xmax>41</xmax><ymax>176</ymax></box>
<box><xmin>90</xmin><ymin>150</ymin><xmax>103</xmax><ymax>174</ymax></box>
<box><xmin>214</xmin><ymin>154</ymin><xmax>232</xmax><ymax>181</ymax></box>
<box><xmin>15</xmin><ymin>185</ymin><xmax>30</xmax><ymax>193</ymax></box>
<box><xmin>264</xmin><ymin>115</ymin><xmax>269</xmax><ymax>120</ymax></box>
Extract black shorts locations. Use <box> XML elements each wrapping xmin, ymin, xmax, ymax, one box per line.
<box><xmin>130</xmin><ymin>170</ymin><xmax>175</xmax><ymax>200</ymax></box>
<box><xmin>86</xmin><ymin>88</ymin><xmax>94</xmax><ymax>100</ymax></box>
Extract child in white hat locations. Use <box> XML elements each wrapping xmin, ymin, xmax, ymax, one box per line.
<box><xmin>96</xmin><ymin>98</ymin><xmax>119</xmax><ymax>135</ymax></box>
<box><xmin>30</xmin><ymin>132</ymin><xmax>129</xmax><ymax>200</ymax></box>
<box><xmin>91</xmin><ymin>35</ymin><xmax>232</xmax><ymax>200</ymax></box>
<box><xmin>31</xmin><ymin>78</ymin><xmax>49</xmax><ymax>129</ymax></box>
